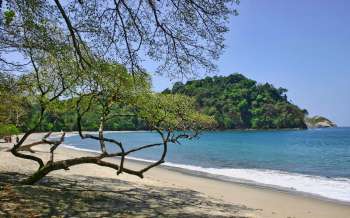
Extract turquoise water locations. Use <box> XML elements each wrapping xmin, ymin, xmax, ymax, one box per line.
<box><xmin>64</xmin><ymin>128</ymin><xmax>350</xmax><ymax>202</ymax></box>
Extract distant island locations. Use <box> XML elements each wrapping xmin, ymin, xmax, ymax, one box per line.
<box><xmin>305</xmin><ymin>116</ymin><xmax>337</xmax><ymax>128</ymax></box>
<box><xmin>163</xmin><ymin>73</ymin><xmax>308</xmax><ymax>129</ymax></box>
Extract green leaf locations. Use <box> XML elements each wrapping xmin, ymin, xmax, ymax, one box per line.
<box><xmin>4</xmin><ymin>10</ymin><xmax>15</xmax><ymax>26</ymax></box>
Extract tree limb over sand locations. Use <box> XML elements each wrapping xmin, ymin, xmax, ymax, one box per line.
<box><xmin>17</xmin><ymin>132</ymin><xmax>53</xmax><ymax>153</ymax></box>
<box><xmin>6</xmin><ymin>70</ymin><xmax>215</xmax><ymax>185</ymax></box>
<box><xmin>1</xmin><ymin>0</ymin><xmax>231</xmax><ymax>184</ymax></box>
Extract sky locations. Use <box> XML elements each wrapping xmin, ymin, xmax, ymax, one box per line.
<box><xmin>149</xmin><ymin>0</ymin><xmax>350</xmax><ymax>126</ymax></box>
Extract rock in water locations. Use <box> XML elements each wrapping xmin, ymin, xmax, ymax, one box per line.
<box><xmin>305</xmin><ymin>116</ymin><xmax>337</xmax><ymax>128</ymax></box>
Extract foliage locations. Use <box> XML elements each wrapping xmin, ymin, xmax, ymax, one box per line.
<box><xmin>0</xmin><ymin>0</ymin><xmax>234</xmax><ymax>184</ymax></box>
<box><xmin>17</xmin><ymin>68</ymin><xmax>215</xmax><ymax>132</ymax></box>
<box><xmin>1</xmin><ymin>72</ymin><xmax>307</xmax><ymax>132</ymax></box>
<box><xmin>0</xmin><ymin>57</ymin><xmax>216</xmax><ymax>184</ymax></box>
<box><xmin>3</xmin><ymin>10</ymin><xmax>15</xmax><ymax>26</ymax></box>
<box><xmin>0</xmin><ymin>72</ymin><xmax>30</xmax><ymax>129</ymax></box>
<box><xmin>0</xmin><ymin>124</ymin><xmax>19</xmax><ymax>137</ymax></box>
<box><xmin>164</xmin><ymin>73</ymin><xmax>307</xmax><ymax>129</ymax></box>
<box><xmin>136</xmin><ymin>93</ymin><xmax>217</xmax><ymax>131</ymax></box>
<box><xmin>0</xmin><ymin>0</ymin><xmax>239</xmax><ymax>77</ymax></box>
<box><xmin>304</xmin><ymin>116</ymin><xmax>336</xmax><ymax>128</ymax></box>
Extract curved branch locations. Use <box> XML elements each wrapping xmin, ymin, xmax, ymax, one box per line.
<box><xmin>139</xmin><ymin>130</ymin><xmax>171</xmax><ymax>174</ymax></box>
<box><xmin>22</xmin><ymin>155</ymin><xmax>143</xmax><ymax>185</ymax></box>
<box><xmin>17</xmin><ymin>132</ymin><xmax>53</xmax><ymax>153</ymax></box>
<box><xmin>47</xmin><ymin>132</ymin><xmax>66</xmax><ymax>163</ymax></box>
<box><xmin>53</xmin><ymin>0</ymin><xmax>91</xmax><ymax>69</ymax></box>
<box><xmin>11</xmin><ymin>149</ymin><xmax>44</xmax><ymax>169</ymax></box>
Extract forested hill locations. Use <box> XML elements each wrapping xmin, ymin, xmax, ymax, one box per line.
<box><xmin>1</xmin><ymin>72</ymin><xmax>307</xmax><ymax>132</ymax></box>
<box><xmin>163</xmin><ymin>74</ymin><xmax>307</xmax><ymax>129</ymax></box>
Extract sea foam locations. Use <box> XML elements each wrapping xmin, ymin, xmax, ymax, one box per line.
<box><xmin>63</xmin><ymin>144</ymin><xmax>350</xmax><ymax>203</ymax></box>
<box><xmin>162</xmin><ymin>162</ymin><xmax>350</xmax><ymax>203</ymax></box>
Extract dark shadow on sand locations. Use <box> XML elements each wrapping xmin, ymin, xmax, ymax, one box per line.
<box><xmin>0</xmin><ymin>172</ymin><xmax>252</xmax><ymax>217</ymax></box>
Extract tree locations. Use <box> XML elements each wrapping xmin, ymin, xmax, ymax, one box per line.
<box><xmin>7</xmin><ymin>56</ymin><xmax>216</xmax><ymax>185</ymax></box>
<box><xmin>1</xmin><ymin>0</ymin><xmax>235</xmax><ymax>184</ymax></box>
<box><xmin>0</xmin><ymin>72</ymin><xmax>30</xmax><ymax>129</ymax></box>
<box><xmin>0</xmin><ymin>0</ymin><xmax>239</xmax><ymax>77</ymax></box>
<box><xmin>0</xmin><ymin>124</ymin><xmax>19</xmax><ymax>139</ymax></box>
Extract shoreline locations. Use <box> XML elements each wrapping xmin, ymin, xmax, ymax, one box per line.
<box><xmin>24</xmin><ymin>127</ymin><xmax>349</xmax><ymax>137</ymax></box>
<box><xmin>164</xmin><ymin>165</ymin><xmax>350</xmax><ymax>206</ymax></box>
<box><xmin>64</xmin><ymin>143</ymin><xmax>350</xmax><ymax>206</ymax></box>
<box><xmin>1</xmin><ymin>132</ymin><xmax>350</xmax><ymax>217</ymax></box>
<box><xmin>62</xmin><ymin>131</ymin><xmax>350</xmax><ymax>204</ymax></box>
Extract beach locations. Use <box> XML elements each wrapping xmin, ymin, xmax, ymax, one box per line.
<box><xmin>1</xmin><ymin>132</ymin><xmax>350</xmax><ymax>218</ymax></box>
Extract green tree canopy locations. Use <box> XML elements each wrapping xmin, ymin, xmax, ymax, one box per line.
<box><xmin>165</xmin><ymin>73</ymin><xmax>308</xmax><ymax>129</ymax></box>
<box><xmin>0</xmin><ymin>0</ymin><xmax>235</xmax><ymax>185</ymax></box>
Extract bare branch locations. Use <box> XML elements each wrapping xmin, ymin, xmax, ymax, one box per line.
<box><xmin>47</xmin><ymin>132</ymin><xmax>66</xmax><ymax>163</ymax></box>
<box><xmin>53</xmin><ymin>0</ymin><xmax>91</xmax><ymax>69</ymax></box>
<box><xmin>17</xmin><ymin>132</ymin><xmax>53</xmax><ymax>153</ymax></box>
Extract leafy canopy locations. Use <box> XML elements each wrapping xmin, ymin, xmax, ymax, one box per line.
<box><xmin>137</xmin><ymin>93</ymin><xmax>216</xmax><ymax>131</ymax></box>
<box><xmin>164</xmin><ymin>73</ymin><xmax>307</xmax><ymax>129</ymax></box>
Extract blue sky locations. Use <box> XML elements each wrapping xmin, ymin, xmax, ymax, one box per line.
<box><xmin>150</xmin><ymin>0</ymin><xmax>350</xmax><ymax>126</ymax></box>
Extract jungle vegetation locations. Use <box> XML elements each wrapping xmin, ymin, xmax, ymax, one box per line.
<box><xmin>164</xmin><ymin>74</ymin><xmax>308</xmax><ymax>129</ymax></box>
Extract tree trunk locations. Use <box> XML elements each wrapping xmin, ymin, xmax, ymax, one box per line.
<box><xmin>21</xmin><ymin>156</ymin><xmax>143</xmax><ymax>185</ymax></box>
<box><xmin>21</xmin><ymin>165</ymin><xmax>54</xmax><ymax>185</ymax></box>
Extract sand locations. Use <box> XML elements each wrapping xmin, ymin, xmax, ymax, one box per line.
<box><xmin>1</xmin><ymin>132</ymin><xmax>349</xmax><ymax>217</ymax></box>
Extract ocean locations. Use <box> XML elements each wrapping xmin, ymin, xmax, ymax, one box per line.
<box><xmin>64</xmin><ymin>127</ymin><xmax>350</xmax><ymax>202</ymax></box>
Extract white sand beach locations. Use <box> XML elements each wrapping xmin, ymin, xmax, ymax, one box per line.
<box><xmin>1</xmin><ymin>132</ymin><xmax>349</xmax><ymax>218</ymax></box>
